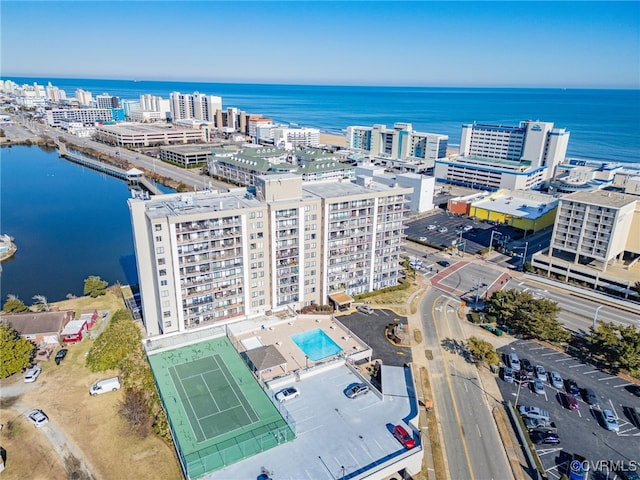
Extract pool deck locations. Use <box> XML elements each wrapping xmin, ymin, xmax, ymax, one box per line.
<box><xmin>228</xmin><ymin>314</ymin><xmax>371</xmax><ymax>382</ymax></box>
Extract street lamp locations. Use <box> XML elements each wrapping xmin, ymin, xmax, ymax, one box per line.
<box><xmin>592</xmin><ymin>305</ymin><xmax>604</xmax><ymax>330</ymax></box>
<box><xmin>521</xmin><ymin>241</ymin><xmax>529</xmax><ymax>270</ymax></box>
<box><xmin>475</xmin><ymin>280</ymin><xmax>487</xmax><ymax>306</ymax></box>
<box><xmin>489</xmin><ymin>230</ymin><xmax>502</xmax><ymax>252</ymax></box>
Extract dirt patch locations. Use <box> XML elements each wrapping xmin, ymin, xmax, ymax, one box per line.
<box><xmin>0</xmin><ymin>292</ymin><xmax>182</xmax><ymax>480</ymax></box>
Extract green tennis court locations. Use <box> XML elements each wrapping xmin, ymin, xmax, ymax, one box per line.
<box><xmin>148</xmin><ymin>335</ymin><xmax>294</xmax><ymax>479</ymax></box>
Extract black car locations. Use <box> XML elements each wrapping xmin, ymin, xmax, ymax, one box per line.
<box><xmin>582</xmin><ymin>388</ymin><xmax>597</xmax><ymax>405</ymax></box>
<box><xmin>437</xmin><ymin>260</ymin><xmax>450</xmax><ymax>268</ymax></box>
<box><xmin>529</xmin><ymin>431</ymin><xmax>560</xmax><ymax>445</ymax></box>
<box><xmin>565</xmin><ymin>378</ymin><xmax>580</xmax><ymax>395</ymax></box>
<box><xmin>520</xmin><ymin>358</ymin><xmax>534</xmax><ymax>377</ymax></box>
<box><xmin>54</xmin><ymin>348</ymin><xmax>68</xmax><ymax>365</ymax></box>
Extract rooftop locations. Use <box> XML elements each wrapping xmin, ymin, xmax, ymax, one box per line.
<box><xmin>472</xmin><ymin>189</ymin><xmax>559</xmax><ymax>219</ymax></box>
<box><xmin>563</xmin><ymin>190</ymin><xmax>639</xmax><ymax>208</ymax></box>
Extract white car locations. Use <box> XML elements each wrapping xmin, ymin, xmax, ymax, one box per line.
<box><xmin>438</xmin><ymin>226</ymin><xmax>448</xmax><ymax>233</ymax></box>
<box><xmin>275</xmin><ymin>386</ymin><xmax>300</xmax><ymax>402</ymax></box>
<box><xmin>427</xmin><ymin>224</ymin><xmax>437</xmax><ymax>230</ymax></box>
<box><xmin>549</xmin><ymin>371</ymin><xmax>563</xmax><ymax>389</ymax></box>
<box><xmin>463</xmin><ymin>225</ymin><xmax>473</xmax><ymax>232</ymax></box>
<box><xmin>535</xmin><ymin>365</ymin><xmax>547</xmax><ymax>382</ymax></box>
<box><xmin>27</xmin><ymin>409</ymin><xmax>49</xmax><ymax>428</ymax></box>
<box><xmin>24</xmin><ymin>365</ymin><xmax>42</xmax><ymax>383</ymax></box>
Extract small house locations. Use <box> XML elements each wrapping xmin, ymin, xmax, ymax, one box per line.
<box><xmin>0</xmin><ymin>310</ymin><xmax>74</xmax><ymax>345</ymax></box>
<box><xmin>61</xmin><ymin>319</ymin><xmax>88</xmax><ymax>344</ymax></box>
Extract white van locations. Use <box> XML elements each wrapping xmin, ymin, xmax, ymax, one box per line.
<box><xmin>89</xmin><ymin>377</ymin><xmax>121</xmax><ymax>396</ymax></box>
<box><xmin>508</xmin><ymin>353</ymin><xmax>520</xmax><ymax>371</ymax></box>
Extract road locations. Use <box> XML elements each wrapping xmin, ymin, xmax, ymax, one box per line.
<box><xmin>420</xmin><ymin>289</ymin><xmax>513</xmax><ymax>480</ymax></box>
<box><xmin>12</xmin><ymin>114</ymin><xmax>233</xmax><ymax>193</ymax></box>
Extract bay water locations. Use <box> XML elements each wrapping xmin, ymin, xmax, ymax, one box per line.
<box><xmin>0</xmin><ymin>145</ymin><xmax>138</xmax><ymax>306</ymax></box>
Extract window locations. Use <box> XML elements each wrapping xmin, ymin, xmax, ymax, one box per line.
<box><xmin>158</xmin><ymin>258</ymin><xmax>166</xmax><ymax>266</ymax></box>
<box><xmin>164</xmin><ymin>321</ymin><xmax>172</xmax><ymax>327</ymax></box>
<box><xmin>160</xmin><ymin>280</ymin><xmax>168</xmax><ymax>286</ymax></box>
<box><xmin>162</xmin><ymin>300</ymin><xmax>170</xmax><ymax>307</ymax></box>
<box><xmin>155</xmin><ymin>224</ymin><xmax>162</xmax><ymax>232</ymax></box>
<box><xmin>161</xmin><ymin>290</ymin><xmax>169</xmax><ymax>298</ymax></box>
<box><xmin>163</xmin><ymin>311</ymin><xmax>171</xmax><ymax>318</ymax></box>
<box><xmin>155</xmin><ymin>235</ymin><xmax>162</xmax><ymax>242</ymax></box>
<box><xmin>159</xmin><ymin>269</ymin><xmax>167</xmax><ymax>276</ymax></box>
<box><xmin>156</xmin><ymin>246</ymin><xmax>165</xmax><ymax>254</ymax></box>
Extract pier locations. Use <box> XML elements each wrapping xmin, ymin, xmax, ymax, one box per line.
<box><xmin>57</xmin><ymin>142</ymin><xmax>162</xmax><ymax>195</ymax></box>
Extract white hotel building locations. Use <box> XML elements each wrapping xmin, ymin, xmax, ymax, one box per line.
<box><xmin>347</xmin><ymin>123</ymin><xmax>448</xmax><ymax>163</ymax></box>
<box><xmin>169</xmin><ymin>91</ymin><xmax>222</xmax><ymax>122</ymax></box>
<box><xmin>435</xmin><ymin>121</ymin><xmax>569</xmax><ymax>191</ymax></box>
<box><xmin>129</xmin><ymin>175</ymin><xmax>410</xmax><ymax>336</ymax></box>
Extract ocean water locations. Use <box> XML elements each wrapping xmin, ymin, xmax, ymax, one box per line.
<box><xmin>7</xmin><ymin>77</ymin><xmax>640</xmax><ymax>164</ymax></box>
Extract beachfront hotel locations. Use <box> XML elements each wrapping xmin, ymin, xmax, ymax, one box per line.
<box><xmin>346</xmin><ymin>123</ymin><xmax>448</xmax><ymax>162</ymax></box>
<box><xmin>434</xmin><ymin>120</ymin><xmax>570</xmax><ymax>191</ymax></box>
<box><xmin>169</xmin><ymin>91</ymin><xmax>222</xmax><ymax>122</ymax></box>
<box><xmin>129</xmin><ymin>174</ymin><xmax>410</xmax><ymax>336</ymax></box>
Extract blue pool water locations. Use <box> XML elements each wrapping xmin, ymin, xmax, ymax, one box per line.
<box><xmin>291</xmin><ymin>328</ymin><xmax>343</xmax><ymax>361</ymax></box>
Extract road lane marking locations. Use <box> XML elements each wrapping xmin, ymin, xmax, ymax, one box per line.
<box><xmin>476</xmin><ymin>424</ymin><xmax>482</xmax><ymax>438</ymax></box>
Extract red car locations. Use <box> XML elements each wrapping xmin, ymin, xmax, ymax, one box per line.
<box><xmin>564</xmin><ymin>394</ymin><xmax>580</xmax><ymax>410</ymax></box>
<box><xmin>392</xmin><ymin>424</ymin><xmax>415</xmax><ymax>449</ymax></box>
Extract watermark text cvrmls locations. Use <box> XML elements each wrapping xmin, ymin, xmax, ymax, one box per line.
<box><xmin>571</xmin><ymin>459</ymin><xmax>638</xmax><ymax>473</ymax></box>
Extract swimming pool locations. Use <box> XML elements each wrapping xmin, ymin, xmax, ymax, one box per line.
<box><xmin>291</xmin><ymin>328</ymin><xmax>343</xmax><ymax>361</ymax></box>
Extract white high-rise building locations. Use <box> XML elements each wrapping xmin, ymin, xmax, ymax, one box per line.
<box><xmin>435</xmin><ymin>120</ymin><xmax>570</xmax><ymax>190</ymax></box>
<box><xmin>128</xmin><ymin>175</ymin><xmax>410</xmax><ymax>336</ymax></box>
<box><xmin>75</xmin><ymin>89</ymin><xmax>93</xmax><ymax>106</ymax></box>
<box><xmin>169</xmin><ymin>91</ymin><xmax>222</xmax><ymax>122</ymax></box>
<box><xmin>347</xmin><ymin>123</ymin><xmax>448</xmax><ymax>162</ymax></box>
<box><xmin>95</xmin><ymin>93</ymin><xmax>120</xmax><ymax>109</ymax></box>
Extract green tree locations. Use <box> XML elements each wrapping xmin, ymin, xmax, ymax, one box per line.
<box><xmin>2</xmin><ymin>294</ymin><xmax>29</xmax><ymax>313</ymax></box>
<box><xmin>586</xmin><ymin>321</ymin><xmax>620</xmax><ymax>366</ymax></box>
<box><xmin>617</xmin><ymin>324</ymin><xmax>640</xmax><ymax>376</ymax></box>
<box><xmin>466</xmin><ymin>336</ymin><xmax>500</xmax><ymax>366</ymax></box>
<box><xmin>83</xmin><ymin>275</ymin><xmax>108</xmax><ymax>298</ymax></box>
<box><xmin>86</xmin><ymin>309</ymin><xmax>141</xmax><ymax>371</ymax></box>
<box><xmin>485</xmin><ymin>289</ymin><xmax>568</xmax><ymax>343</ymax></box>
<box><xmin>0</xmin><ymin>324</ymin><xmax>36</xmax><ymax>378</ymax></box>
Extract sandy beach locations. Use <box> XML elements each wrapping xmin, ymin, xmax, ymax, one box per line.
<box><xmin>319</xmin><ymin>132</ymin><xmax>346</xmax><ymax>148</ymax></box>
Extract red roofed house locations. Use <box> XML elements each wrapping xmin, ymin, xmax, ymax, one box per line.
<box><xmin>61</xmin><ymin>318</ymin><xmax>89</xmax><ymax>344</ymax></box>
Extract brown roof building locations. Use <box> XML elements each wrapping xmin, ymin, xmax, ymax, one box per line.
<box><xmin>0</xmin><ymin>310</ymin><xmax>74</xmax><ymax>345</ymax></box>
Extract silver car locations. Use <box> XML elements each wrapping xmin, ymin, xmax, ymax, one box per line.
<box><xmin>24</xmin><ymin>365</ymin><xmax>42</xmax><ymax>383</ymax></box>
<box><xmin>346</xmin><ymin>383</ymin><xmax>370</xmax><ymax>399</ymax></box>
<box><xmin>27</xmin><ymin>409</ymin><xmax>49</xmax><ymax>428</ymax></box>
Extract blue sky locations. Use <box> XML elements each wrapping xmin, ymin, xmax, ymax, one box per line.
<box><xmin>2</xmin><ymin>1</ymin><xmax>638</xmax><ymax>88</ymax></box>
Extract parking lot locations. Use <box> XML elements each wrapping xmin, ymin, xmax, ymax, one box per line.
<box><xmin>337</xmin><ymin>309</ymin><xmax>411</xmax><ymax>367</ymax></box>
<box><xmin>495</xmin><ymin>340</ymin><xmax>640</xmax><ymax>479</ymax></box>
<box><xmin>405</xmin><ymin>211</ymin><xmax>521</xmax><ymax>255</ymax></box>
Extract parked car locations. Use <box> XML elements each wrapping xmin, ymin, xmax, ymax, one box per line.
<box><xmin>275</xmin><ymin>386</ymin><xmax>300</xmax><ymax>402</ymax></box>
<box><xmin>89</xmin><ymin>377</ymin><xmax>121</xmax><ymax>396</ymax></box>
<box><xmin>529</xmin><ymin>431</ymin><xmax>560</xmax><ymax>445</ymax></box>
<box><xmin>520</xmin><ymin>358</ymin><xmax>534</xmax><ymax>377</ymax></box>
<box><xmin>346</xmin><ymin>383</ymin><xmax>370</xmax><ymax>399</ymax></box>
<box><xmin>523</xmin><ymin>417</ymin><xmax>557</xmax><ymax>433</ymax></box>
<box><xmin>427</xmin><ymin>224</ymin><xmax>437</xmax><ymax>230</ymax></box>
<box><xmin>601</xmin><ymin>409</ymin><xmax>619</xmax><ymax>432</ymax></box>
<box><xmin>23</xmin><ymin>365</ymin><xmax>42</xmax><ymax>383</ymax></box>
<box><xmin>517</xmin><ymin>406</ymin><xmax>551</xmax><ymax>421</ymax></box>
<box><xmin>392</xmin><ymin>424</ymin><xmax>415</xmax><ymax>449</ymax></box>
<box><xmin>356</xmin><ymin>305</ymin><xmax>373</xmax><ymax>315</ymax></box>
<box><xmin>549</xmin><ymin>371</ymin><xmax>563</xmax><ymax>389</ymax></box>
<box><xmin>437</xmin><ymin>226</ymin><xmax>448</xmax><ymax>233</ymax></box>
<box><xmin>515</xmin><ymin>369</ymin><xmax>529</xmax><ymax>386</ymax></box>
<box><xmin>582</xmin><ymin>388</ymin><xmax>598</xmax><ymax>405</ymax></box>
<box><xmin>502</xmin><ymin>367</ymin><xmax>514</xmax><ymax>383</ymax></box>
<box><xmin>565</xmin><ymin>378</ymin><xmax>580</xmax><ymax>395</ymax></box>
<box><xmin>532</xmin><ymin>378</ymin><xmax>545</xmax><ymax>395</ymax></box>
<box><xmin>563</xmin><ymin>394</ymin><xmax>580</xmax><ymax>410</ymax></box>
<box><xmin>437</xmin><ymin>260</ymin><xmax>450</xmax><ymax>268</ymax></box>
<box><xmin>629</xmin><ymin>406</ymin><xmax>640</xmax><ymax>427</ymax></box>
<box><xmin>463</xmin><ymin>225</ymin><xmax>473</xmax><ymax>232</ymax></box>
<box><xmin>508</xmin><ymin>353</ymin><xmax>520</xmax><ymax>371</ymax></box>
<box><xmin>535</xmin><ymin>365</ymin><xmax>547</xmax><ymax>382</ymax></box>
<box><xmin>54</xmin><ymin>348</ymin><xmax>68</xmax><ymax>365</ymax></box>
<box><xmin>27</xmin><ymin>409</ymin><xmax>49</xmax><ymax>428</ymax></box>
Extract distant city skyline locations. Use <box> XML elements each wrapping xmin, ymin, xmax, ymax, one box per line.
<box><xmin>2</xmin><ymin>1</ymin><xmax>639</xmax><ymax>89</ymax></box>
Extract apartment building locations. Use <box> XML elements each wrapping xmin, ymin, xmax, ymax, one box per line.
<box><xmin>346</xmin><ymin>123</ymin><xmax>448</xmax><ymax>162</ymax></box>
<box><xmin>128</xmin><ymin>175</ymin><xmax>410</xmax><ymax>336</ymax></box>
<box><xmin>46</xmin><ymin>108</ymin><xmax>114</xmax><ymax>126</ymax></box>
<box><xmin>75</xmin><ymin>88</ymin><xmax>93</xmax><ymax>106</ymax></box>
<box><xmin>435</xmin><ymin>120</ymin><xmax>570</xmax><ymax>191</ymax></box>
<box><xmin>95</xmin><ymin>93</ymin><xmax>121</xmax><ymax>109</ymax></box>
<box><xmin>169</xmin><ymin>91</ymin><xmax>222</xmax><ymax>122</ymax></box>
<box><xmin>532</xmin><ymin>190</ymin><xmax>640</xmax><ymax>296</ymax></box>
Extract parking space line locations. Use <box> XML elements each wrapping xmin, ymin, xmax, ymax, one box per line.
<box><xmin>541</xmin><ymin>352</ymin><xmax>562</xmax><ymax>357</ymax></box>
<box><xmin>597</xmin><ymin>376</ymin><xmax>618</xmax><ymax>381</ymax></box>
<box><xmin>554</xmin><ymin>358</ymin><xmax>574</xmax><ymax>362</ymax></box>
<box><xmin>582</xmin><ymin>370</ymin><xmax>600</xmax><ymax>375</ymax></box>
<box><xmin>613</xmin><ymin>382</ymin><xmax>633</xmax><ymax>388</ymax></box>
<box><xmin>568</xmin><ymin>363</ymin><xmax>588</xmax><ymax>368</ymax></box>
